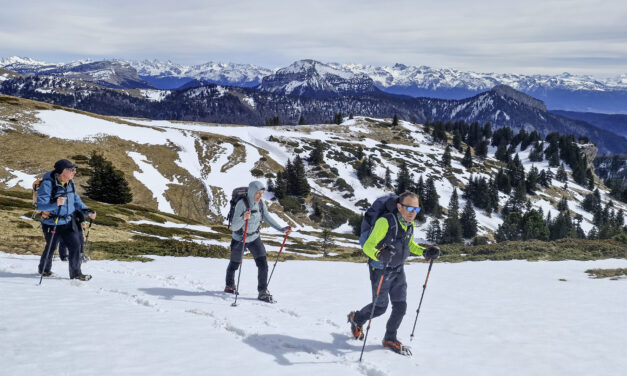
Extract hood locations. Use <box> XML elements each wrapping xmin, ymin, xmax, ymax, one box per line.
<box><xmin>247</xmin><ymin>180</ymin><xmax>265</xmax><ymax>205</ymax></box>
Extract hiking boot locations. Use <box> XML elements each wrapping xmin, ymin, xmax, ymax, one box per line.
<box><xmin>347</xmin><ymin>311</ymin><xmax>364</xmax><ymax>340</ymax></box>
<box><xmin>382</xmin><ymin>339</ymin><xmax>412</xmax><ymax>356</ymax></box>
<box><xmin>71</xmin><ymin>274</ymin><xmax>92</xmax><ymax>281</ymax></box>
<box><xmin>39</xmin><ymin>271</ymin><xmax>53</xmax><ymax>277</ymax></box>
<box><xmin>257</xmin><ymin>289</ymin><xmax>274</xmax><ymax>303</ymax></box>
<box><xmin>60</xmin><ymin>256</ymin><xmax>68</xmax><ymax>262</ymax></box>
<box><xmin>224</xmin><ymin>285</ymin><xmax>239</xmax><ymax>295</ymax></box>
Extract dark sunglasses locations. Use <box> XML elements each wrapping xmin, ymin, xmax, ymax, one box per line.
<box><xmin>400</xmin><ymin>203</ymin><xmax>421</xmax><ymax>213</ymax></box>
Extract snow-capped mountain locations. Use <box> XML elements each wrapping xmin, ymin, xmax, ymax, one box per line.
<box><xmin>0</xmin><ymin>57</ymin><xmax>152</xmax><ymax>89</ymax></box>
<box><xmin>257</xmin><ymin>60</ymin><xmax>381</xmax><ymax>98</ymax></box>
<box><xmin>127</xmin><ymin>59</ymin><xmax>273</xmax><ymax>89</ymax></box>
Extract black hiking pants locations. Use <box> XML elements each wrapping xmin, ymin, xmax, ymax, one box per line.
<box><xmin>39</xmin><ymin>222</ymin><xmax>83</xmax><ymax>278</ymax></box>
<box><xmin>225</xmin><ymin>237</ymin><xmax>268</xmax><ymax>292</ymax></box>
<box><xmin>353</xmin><ymin>265</ymin><xmax>408</xmax><ymax>341</ymax></box>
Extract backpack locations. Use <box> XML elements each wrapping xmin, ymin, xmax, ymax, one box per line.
<box><xmin>32</xmin><ymin>172</ymin><xmax>74</xmax><ymax>219</ymax></box>
<box><xmin>359</xmin><ymin>195</ymin><xmax>399</xmax><ymax>248</ymax></box>
<box><xmin>226</xmin><ymin>186</ymin><xmax>264</xmax><ymax>231</ymax></box>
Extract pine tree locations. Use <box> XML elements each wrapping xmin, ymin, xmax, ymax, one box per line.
<box><xmin>334</xmin><ymin>112</ymin><xmax>343</xmax><ymax>125</ymax></box>
<box><xmin>453</xmin><ymin>131</ymin><xmax>462</xmax><ymax>151</ymax></box>
<box><xmin>423</xmin><ymin>177</ymin><xmax>441</xmax><ymax>216</ymax></box>
<box><xmin>84</xmin><ymin>152</ymin><xmax>133</xmax><ymax>204</ymax></box>
<box><xmin>476</xmin><ymin>140</ymin><xmax>489</xmax><ymax>158</ymax></box>
<box><xmin>521</xmin><ymin>209</ymin><xmax>549</xmax><ymax>241</ymax></box>
<box><xmin>461</xmin><ymin>147</ymin><xmax>473</xmax><ymax>169</ymax></box>
<box><xmin>416</xmin><ymin>175</ymin><xmax>425</xmax><ymax>203</ymax></box>
<box><xmin>426</xmin><ymin>219</ymin><xmax>442</xmax><ymax>243</ymax></box>
<box><xmin>285</xmin><ymin>159</ymin><xmax>296</xmax><ymax>195</ymax></box>
<box><xmin>526</xmin><ymin>166</ymin><xmax>539</xmax><ymax>194</ymax></box>
<box><xmin>293</xmin><ymin>155</ymin><xmax>310</xmax><ymax>197</ymax></box>
<box><xmin>496</xmin><ymin>168</ymin><xmax>511</xmax><ymax>194</ymax></box>
<box><xmin>392</xmin><ymin>114</ymin><xmax>399</xmax><ymax>126</ymax></box>
<box><xmin>460</xmin><ymin>199</ymin><xmax>478</xmax><ymax>238</ymax></box>
<box><xmin>298</xmin><ymin>115</ymin><xmax>306</xmax><ymax>125</ymax></box>
<box><xmin>308</xmin><ymin>140</ymin><xmax>324</xmax><ymax>165</ymax></box>
<box><xmin>384</xmin><ymin>167</ymin><xmax>392</xmax><ymax>189</ymax></box>
<box><xmin>495</xmin><ymin>212</ymin><xmax>523</xmax><ymax>242</ymax></box>
<box><xmin>274</xmin><ymin>171</ymin><xmax>287</xmax><ymax>199</ymax></box>
<box><xmin>556</xmin><ymin>164</ymin><xmax>568</xmax><ymax>182</ymax></box>
<box><xmin>395</xmin><ymin>161</ymin><xmax>412</xmax><ymax>194</ymax></box>
<box><xmin>442</xmin><ymin>145</ymin><xmax>452</xmax><ymax>168</ymax></box>
<box><xmin>495</xmin><ymin>141</ymin><xmax>510</xmax><ymax>163</ymax></box>
<box><xmin>442</xmin><ymin>189</ymin><xmax>462</xmax><ymax>243</ymax></box>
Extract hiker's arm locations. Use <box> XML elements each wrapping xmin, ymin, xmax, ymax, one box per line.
<box><xmin>73</xmin><ymin>192</ymin><xmax>90</xmax><ymax>215</ymax></box>
<box><xmin>409</xmin><ymin>236</ymin><xmax>426</xmax><ymax>256</ymax></box>
<box><xmin>261</xmin><ymin>202</ymin><xmax>285</xmax><ymax>232</ymax></box>
<box><xmin>231</xmin><ymin>200</ymin><xmax>248</xmax><ymax>232</ymax></box>
<box><xmin>36</xmin><ymin>180</ymin><xmax>59</xmax><ymax>214</ymax></box>
<box><xmin>363</xmin><ymin>217</ymin><xmax>389</xmax><ymax>261</ymax></box>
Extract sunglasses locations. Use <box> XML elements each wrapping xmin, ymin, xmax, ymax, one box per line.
<box><xmin>65</xmin><ymin>168</ymin><xmax>77</xmax><ymax>172</ymax></box>
<box><xmin>400</xmin><ymin>203</ymin><xmax>421</xmax><ymax>213</ymax></box>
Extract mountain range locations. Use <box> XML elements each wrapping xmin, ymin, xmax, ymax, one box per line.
<box><xmin>1</xmin><ymin>57</ymin><xmax>626</xmax><ymax>154</ymax></box>
<box><xmin>2</xmin><ymin>56</ymin><xmax>626</xmax><ymax>113</ymax></box>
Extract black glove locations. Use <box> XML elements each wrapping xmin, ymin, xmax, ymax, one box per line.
<box><xmin>424</xmin><ymin>246</ymin><xmax>441</xmax><ymax>260</ymax></box>
<box><xmin>376</xmin><ymin>245</ymin><xmax>395</xmax><ymax>264</ymax></box>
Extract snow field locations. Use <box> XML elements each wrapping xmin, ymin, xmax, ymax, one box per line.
<box><xmin>1</xmin><ymin>253</ymin><xmax>625</xmax><ymax>376</ymax></box>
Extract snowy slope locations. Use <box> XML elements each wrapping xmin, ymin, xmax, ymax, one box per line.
<box><xmin>1</xmin><ymin>252</ymin><xmax>625</xmax><ymax>376</ymax></box>
<box><xmin>2</xmin><ymin>107</ymin><xmax>626</xmax><ymax>239</ymax></box>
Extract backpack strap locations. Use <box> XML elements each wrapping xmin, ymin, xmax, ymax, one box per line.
<box><xmin>375</xmin><ymin>212</ymin><xmax>398</xmax><ymax>250</ymax></box>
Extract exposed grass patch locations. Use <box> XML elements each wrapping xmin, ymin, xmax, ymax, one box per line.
<box><xmin>585</xmin><ymin>268</ymin><xmax>627</xmax><ymax>279</ymax></box>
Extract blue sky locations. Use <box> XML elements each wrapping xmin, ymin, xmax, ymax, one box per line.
<box><xmin>1</xmin><ymin>0</ymin><xmax>625</xmax><ymax>77</ymax></box>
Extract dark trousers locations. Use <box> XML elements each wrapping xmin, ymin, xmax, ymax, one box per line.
<box><xmin>225</xmin><ymin>237</ymin><xmax>268</xmax><ymax>292</ymax></box>
<box><xmin>39</xmin><ymin>223</ymin><xmax>83</xmax><ymax>278</ymax></box>
<box><xmin>58</xmin><ymin>229</ymin><xmax>84</xmax><ymax>259</ymax></box>
<box><xmin>353</xmin><ymin>265</ymin><xmax>408</xmax><ymax>341</ymax></box>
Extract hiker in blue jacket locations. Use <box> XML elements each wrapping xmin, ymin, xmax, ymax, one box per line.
<box><xmin>348</xmin><ymin>191</ymin><xmax>441</xmax><ymax>355</ymax></box>
<box><xmin>37</xmin><ymin>159</ymin><xmax>96</xmax><ymax>280</ymax></box>
<box><xmin>224</xmin><ymin>180</ymin><xmax>291</xmax><ymax>302</ymax></box>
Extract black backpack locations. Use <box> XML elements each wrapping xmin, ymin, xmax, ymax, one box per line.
<box><xmin>359</xmin><ymin>195</ymin><xmax>399</xmax><ymax>248</ymax></box>
<box><xmin>226</xmin><ymin>187</ymin><xmax>264</xmax><ymax>231</ymax></box>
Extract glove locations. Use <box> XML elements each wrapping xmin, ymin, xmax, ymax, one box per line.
<box><xmin>376</xmin><ymin>245</ymin><xmax>395</xmax><ymax>264</ymax></box>
<box><xmin>281</xmin><ymin>226</ymin><xmax>292</xmax><ymax>232</ymax></box>
<box><xmin>424</xmin><ymin>246</ymin><xmax>441</xmax><ymax>260</ymax></box>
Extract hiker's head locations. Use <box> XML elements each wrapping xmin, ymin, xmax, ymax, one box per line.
<box><xmin>54</xmin><ymin>159</ymin><xmax>77</xmax><ymax>183</ymax></box>
<box><xmin>397</xmin><ymin>191</ymin><xmax>419</xmax><ymax>222</ymax></box>
<box><xmin>248</xmin><ymin>180</ymin><xmax>265</xmax><ymax>203</ymax></box>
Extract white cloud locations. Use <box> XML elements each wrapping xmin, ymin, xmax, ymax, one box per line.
<box><xmin>1</xmin><ymin>0</ymin><xmax>625</xmax><ymax>76</ymax></box>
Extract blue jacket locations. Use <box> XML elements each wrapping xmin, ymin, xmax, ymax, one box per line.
<box><xmin>231</xmin><ymin>181</ymin><xmax>285</xmax><ymax>243</ymax></box>
<box><xmin>37</xmin><ymin>171</ymin><xmax>90</xmax><ymax>226</ymax></box>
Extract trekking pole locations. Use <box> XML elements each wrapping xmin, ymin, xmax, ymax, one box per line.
<box><xmin>409</xmin><ymin>258</ymin><xmax>434</xmax><ymax>341</ymax></box>
<box><xmin>359</xmin><ymin>255</ymin><xmax>394</xmax><ymax>362</ymax></box>
<box><xmin>231</xmin><ymin>218</ymin><xmax>249</xmax><ymax>307</ymax></box>
<box><xmin>81</xmin><ymin>218</ymin><xmax>93</xmax><ymax>262</ymax></box>
<box><xmin>266</xmin><ymin>232</ymin><xmax>289</xmax><ymax>288</ymax></box>
<box><xmin>39</xmin><ymin>200</ymin><xmax>66</xmax><ymax>285</ymax></box>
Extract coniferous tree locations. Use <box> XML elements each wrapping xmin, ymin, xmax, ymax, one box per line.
<box><xmin>334</xmin><ymin>112</ymin><xmax>343</xmax><ymax>125</ymax></box>
<box><xmin>496</xmin><ymin>168</ymin><xmax>512</xmax><ymax>194</ymax></box>
<box><xmin>84</xmin><ymin>152</ymin><xmax>133</xmax><ymax>204</ymax></box>
<box><xmin>308</xmin><ymin>140</ymin><xmax>324</xmax><ymax>165</ymax></box>
<box><xmin>442</xmin><ymin>189</ymin><xmax>463</xmax><ymax>243</ymax></box>
<box><xmin>415</xmin><ymin>175</ymin><xmax>425</xmax><ymax>204</ymax></box>
<box><xmin>285</xmin><ymin>159</ymin><xmax>296</xmax><ymax>195</ymax></box>
<box><xmin>460</xmin><ymin>199</ymin><xmax>478</xmax><ymax>238</ymax></box>
<box><xmin>495</xmin><ymin>141</ymin><xmax>510</xmax><ymax>163</ymax></box>
<box><xmin>293</xmin><ymin>155</ymin><xmax>310</xmax><ymax>197</ymax></box>
<box><xmin>508</xmin><ymin>154</ymin><xmax>525</xmax><ymax>189</ymax></box>
<box><xmin>495</xmin><ymin>212</ymin><xmax>523</xmax><ymax>242</ymax></box>
<box><xmin>442</xmin><ymin>145</ymin><xmax>452</xmax><ymax>168</ymax></box>
<box><xmin>586</xmin><ymin>169</ymin><xmax>595</xmax><ymax>190</ymax></box>
<box><xmin>395</xmin><ymin>161</ymin><xmax>412</xmax><ymax>194</ymax></box>
<box><xmin>384</xmin><ymin>167</ymin><xmax>392</xmax><ymax>189</ymax></box>
<box><xmin>426</xmin><ymin>219</ymin><xmax>442</xmax><ymax>243</ymax></box>
<box><xmin>392</xmin><ymin>114</ymin><xmax>399</xmax><ymax>126</ymax></box>
<box><xmin>274</xmin><ymin>171</ymin><xmax>287</xmax><ymax>199</ymax></box>
<box><xmin>476</xmin><ymin>140</ymin><xmax>489</xmax><ymax>158</ymax></box>
<box><xmin>453</xmin><ymin>131</ymin><xmax>462</xmax><ymax>151</ymax></box>
<box><xmin>298</xmin><ymin>115</ymin><xmax>306</xmax><ymax>125</ymax></box>
<box><xmin>556</xmin><ymin>164</ymin><xmax>568</xmax><ymax>182</ymax></box>
<box><xmin>526</xmin><ymin>166</ymin><xmax>539</xmax><ymax>194</ymax></box>
<box><xmin>461</xmin><ymin>147</ymin><xmax>473</xmax><ymax>169</ymax></box>
<box><xmin>423</xmin><ymin>177</ymin><xmax>441</xmax><ymax>217</ymax></box>
<box><xmin>521</xmin><ymin>209</ymin><xmax>549</xmax><ymax>241</ymax></box>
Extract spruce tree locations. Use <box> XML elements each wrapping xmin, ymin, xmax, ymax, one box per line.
<box><xmin>392</xmin><ymin>114</ymin><xmax>399</xmax><ymax>126</ymax></box>
<box><xmin>298</xmin><ymin>115</ymin><xmax>306</xmax><ymax>125</ymax></box>
<box><xmin>521</xmin><ymin>209</ymin><xmax>549</xmax><ymax>241</ymax></box>
<box><xmin>308</xmin><ymin>140</ymin><xmax>324</xmax><ymax>165</ymax></box>
<box><xmin>423</xmin><ymin>177</ymin><xmax>441</xmax><ymax>216</ymax></box>
<box><xmin>384</xmin><ymin>167</ymin><xmax>392</xmax><ymax>189</ymax></box>
<box><xmin>476</xmin><ymin>140</ymin><xmax>489</xmax><ymax>158</ymax></box>
<box><xmin>526</xmin><ymin>166</ymin><xmax>539</xmax><ymax>194</ymax></box>
<box><xmin>395</xmin><ymin>161</ymin><xmax>412</xmax><ymax>194</ymax></box>
<box><xmin>460</xmin><ymin>199</ymin><xmax>478</xmax><ymax>238</ymax></box>
<box><xmin>461</xmin><ymin>147</ymin><xmax>473</xmax><ymax>169</ymax></box>
<box><xmin>293</xmin><ymin>155</ymin><xmax>310</xmax><ymax>197</ymax></box>
<box><xmin>442</xmin><ymin>145</ymin><xmax>452</xmax><ymax>168</ymax></box>
<box><xmin>556</xmin><ymin>164</ymin><xmax>568</xmax><ymax>182</ymax></box>
<box><xmin>84</xmin><ymin>152</ymin><xmax>133</xmax><ymax>204</ymax></box>
<box><xmin>442</xmin><ymin>189</ymin><xmax>462</xmax><ymax>243</ymax></box>
<box><xmin>426</xmin><ymin>219</ymin><xmax>442</xmax><ymax>243</ymax></box>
